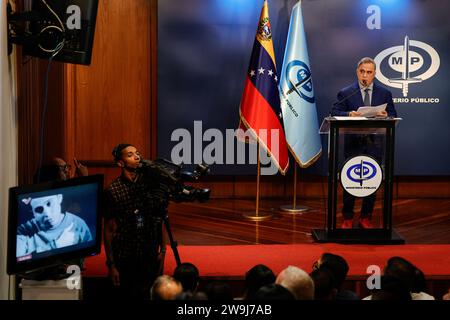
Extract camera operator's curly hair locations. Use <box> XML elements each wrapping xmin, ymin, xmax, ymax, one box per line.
<box><xmin>112</xmin><ymin>143</ymin><xmax>133</xmax><ymax>161</ymax></box>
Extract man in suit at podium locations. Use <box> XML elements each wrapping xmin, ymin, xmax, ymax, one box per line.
<box><xmin>331</xmin><ymin>57</ymin><xmax>397</xmax><ymax>229</ymax></box>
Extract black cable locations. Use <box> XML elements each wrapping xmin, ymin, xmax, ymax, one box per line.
<box><xmin>36</xmin><ymin>55</ymin><xmax>54</xmax><ymax>183</ymax></box>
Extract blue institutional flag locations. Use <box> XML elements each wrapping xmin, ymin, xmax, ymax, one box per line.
<box><xmin>279</xmin><ymin>1</ymin><xmax>322</xmax><ymax>168</ymax></box>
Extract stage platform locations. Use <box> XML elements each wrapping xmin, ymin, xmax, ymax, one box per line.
<box><xmin>83</xmin><ymin>199</ymin><xmax>450</xmax><ymax>299</ymax></box>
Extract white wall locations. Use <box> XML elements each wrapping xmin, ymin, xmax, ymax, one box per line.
<box><xmin>0</xmin><ymin>0</ymin><xmax>18</xmax><ymax>300</ymax></box>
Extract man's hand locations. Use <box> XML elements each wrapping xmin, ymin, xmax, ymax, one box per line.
<box><xmin>74</xmin><ymin>158</ymin><xmax>88</xmax><ymax>177</ymax></box>
<box><xmin>349</xmin><ymin>111</ymin><xmax>362</xmax><ymax>117</ymax></box>
<box><xmin>55</xmin><ymin>222</ymin><xmax>76</xmax><ymax>248</ymax></box>
<box><xmin>108</xmin><ymin>266</ymin><xmax>120</xmax><ymax>286</ymax></box>
<box><xmin>376</xmin><ymin>110</ymin><xmax>388</xmax><ymax>118</ymax></box>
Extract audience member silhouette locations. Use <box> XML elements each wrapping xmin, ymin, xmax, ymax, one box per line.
<box><xmin>204</xmin><ymin>281</ymin><xmax>234</xmax><ymax>301</ymax></box>
<box><xmin>310</xmin><ymin>268</ymin><xmax>337</xmax><ymax>300</ymax></box>
<box><xmin>370</xmin><ymin>275</ymin><xmax>412</xmax><ymax>301</ymax></box>
<box><xmin>313</xmin><ymin>252</ymin><xmax>360</xmax><ymax>300</ymax></box>
<box><xmin>175</xmin><ymin>290</ymin><xmax>208</xmax><ymax>300</ymax></box>
<box><xmin>442</xmin><ymin>288</ymin><xmax>450</xmax><ymax>300</ymax></box>
<box><xmin>276</xmin><ymin>266</ymin><xmax>314</xmax><ymax>300</ymax></box>
<box><xmin>173</xmin><ymin>262</ymin><xmax>200</xmax><ymax>293</ymax></box>
<box><xmin>34</xmin><ymin>157</ymin><xmax>88</xmax><ymax>183</ymax></box>
<box><xmin>384</xmin><ymin>256</ymin><xmax>434</xmax><ymax>300</ymax></box>
<box><xmin>150</xmin><ymin>275</ymin><xmax>183</xmax><ymax>300</ymax></box>
<box><xmin>363</xmin><ymin>256</ymin><xmax>435</xmax><ymax>300</ymax></box>
<box><xmin>253</xmin><ymin>283</ymin><xmax>295</xmax><ymax>300</ymax></box>
<box><xmin>242</xmin><ymin>264</ymin><xmax>276</xmax><ymax>300</ymax></box>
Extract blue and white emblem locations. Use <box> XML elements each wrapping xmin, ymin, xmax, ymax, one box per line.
<box><xmin>374</xmin><ymin>36</ymin><xmax>440</xmax><ymax>97</ymax></box>
<box><xmin>340</xmin><ymin>156</ymin><xmax>382</xmax><ymax>197</ymax></box>
<box><xmin>282</xmin><ymin>60</ymin><xmax>315</xmax><ymax>103</ymax></box>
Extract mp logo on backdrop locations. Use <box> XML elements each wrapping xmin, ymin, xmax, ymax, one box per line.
<box><xmin>374</xmin><ymin>36</ymin><xmax>440</xmax><ymax>103</ymax></box>
<box><xmin>340</xmin><ymin>156</ymin><xmax>382</xmax><ymax>198</ymax></box>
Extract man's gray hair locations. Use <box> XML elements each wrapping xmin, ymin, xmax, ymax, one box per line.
<box><xmin>150</xmin><ymin>275</ymin><xmax>183</xmax><ymax>300</ymax></box>
<box><xmin>357</xmin><ymin>57</ymin><xmax>376</xmax><ymax>70</ymax></box>
<box><xmin>276</xmin><ymin>265</ymin><xmax>314</xmax><ymax>300</ymax></box>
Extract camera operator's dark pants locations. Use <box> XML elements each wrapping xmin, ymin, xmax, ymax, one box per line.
<box><xmin>115</xmin><ymin>253</ymin><xmax>160</xmax><ymax>300</ymax></box>
<box><xmin>342</xmin><ymin>134</ymin><xmax>383</xmax><ymax>221</ymax></box>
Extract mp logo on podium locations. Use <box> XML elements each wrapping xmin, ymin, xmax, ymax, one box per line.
<box><xmin>341</xmin><ymin>156</ymin><xmax>382</xmax><ymax>197</ymax></box>
<box><xmin>374</xmin><ymin>36</ymin><xmax>440</xmax><ymax>98</ymax></box>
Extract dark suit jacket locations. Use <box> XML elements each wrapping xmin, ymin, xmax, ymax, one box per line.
<box><xmin>331</xmin><ymin>81</ymin><xmax>397</xmax><ymax>117</ymax></box>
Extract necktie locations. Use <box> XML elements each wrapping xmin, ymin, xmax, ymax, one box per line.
<box><xmin>363</xmin><ymin>88</ymin><xmax>371</xmax><ymax>106</ymax></box>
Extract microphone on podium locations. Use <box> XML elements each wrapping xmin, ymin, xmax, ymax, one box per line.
<box><xmin>332</xmin><ymin>82</ymin><xmax>368</xmax><ymax>107</ymax></box>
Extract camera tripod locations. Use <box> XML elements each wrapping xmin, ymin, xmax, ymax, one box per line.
<box><xmin>161</xmin><ymin>210</ymin><xmax>181</xmax><ymax>267</ymax></box>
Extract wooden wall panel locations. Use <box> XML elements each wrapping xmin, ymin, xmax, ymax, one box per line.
<box><xmin>149</xmin><ymin>0</ymin><xmax>158</xmax><ymax>159</ymax></box>
<box><xmin>18</xmin><ymin>54</ymin><xmax>43</xmax><ymax>184</ymax></box>
<box><xmin>81</xmin><ymin>166</ymin><xmax>121</xmax><ymax>188</ymax></box>
<box><xmin>66</xmin><ymin>0</ymin><xmax>153</xmax><ymax>162</ymax></box>
<box><xmin>396</xmin><ymin>177</ymin><xmax>450</xmax><ymax>198</ymax></box>
<box><xmin>295</xmin><ymin>176</ymin><xmax>328</xmax><ymax>199</ymax></box>
<box><xmin>188</xmin><ymin>176</ymin><xmax>450</xmax><ymax>199</ymax></box>
<box><xmin>17</xmin><ymin>55</ymin><xmax>65</xmax><ymax>184</ymax></box>
<box><xmin>193</xmin><ymin>176</ymin><xmax>235</xmax><ymax>199</ymax></box>
<box><xmin>17</xmin><ymin>0</ymin><xmax>157</xmax><ymax>184</ymax></box>
<box><xmin>44</xmin><ymin>61</ymin><xmax>65</xmax><ymax>161</ymax></box>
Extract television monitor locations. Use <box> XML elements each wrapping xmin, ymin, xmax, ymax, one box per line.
<box><xmin>7</xmin><ymin>174</ymin><xmax>103</xmax><ymax>276</ymax></box>
<box><xmin>24</xmin><ymin>0</ymin><xmax>99</xmax><ymax>65</ymax></box>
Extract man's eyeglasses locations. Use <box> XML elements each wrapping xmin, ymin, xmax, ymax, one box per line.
<box><xmin>58</xmin><ymin>164</ymin><xmax>71</xmax><ymax>171</ymax></box>
<box><xmin>358</xmin><ymin>69</ymin><xmax>373</xmax><ymax>75</ymax></box>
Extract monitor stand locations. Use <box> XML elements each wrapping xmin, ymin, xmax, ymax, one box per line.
<box><xmin>21</xmin><ymin>264</ymin><xmax>72</xmax><ymax>281</ymax></box>
<box><xmin>19</xmin><ymin>264</ymin><xmax>83</xmax><ymax>300</ymax></box>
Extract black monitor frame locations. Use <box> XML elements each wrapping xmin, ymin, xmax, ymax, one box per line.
<box><xmin>7</xmin><ymin>174</ymin><xmax>104</xmax><ymax>276</ymax></box>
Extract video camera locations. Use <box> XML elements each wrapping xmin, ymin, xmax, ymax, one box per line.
<box><xmin>138</xmin><ymin>159</ymin><xmax>211</xmax><ymax>204</ymax></box>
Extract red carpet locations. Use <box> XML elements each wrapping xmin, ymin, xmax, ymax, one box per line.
<box><xmin>83</xmin><ymin>244</ymin><xmax>450</xmax><ymax>278</ymax></box>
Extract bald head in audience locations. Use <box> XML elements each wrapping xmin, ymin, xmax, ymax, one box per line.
<box><xmin>276</xmin><ymin>266</ymin><xmax>315</xmax><ymax>300</ymax></box>
<box><xmin>151</xmin><ymin>275</ymin><xmax>183</xmax><ymax>300</ymax></box>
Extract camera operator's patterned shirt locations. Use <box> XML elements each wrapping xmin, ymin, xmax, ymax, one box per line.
<box><xmin>104</xmin><ymin>174</ymin><xmax>167</xmax><ymax>260</ymax></box>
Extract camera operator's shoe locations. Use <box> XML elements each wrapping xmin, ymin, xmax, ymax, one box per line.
<box><xmin>341</xmin><ymin>219</ymin><xmax>353</xmax><ymax>229</ymax></box>
<box><xmin>358</xmin><ymin>217</ymin><xmax>372</xmax><ymax>229</ymax></box>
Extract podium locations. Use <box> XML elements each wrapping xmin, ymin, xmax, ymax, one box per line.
<box><xmin>312</xmin><ymin>117</ymin><xmax>404</xmax><ymax>244</ymax></box>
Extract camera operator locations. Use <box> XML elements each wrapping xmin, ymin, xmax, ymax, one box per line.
<box><xmin>103</xmin><ymin>143</ymin><xmax>166</xmax><ymax>300</ymax></box>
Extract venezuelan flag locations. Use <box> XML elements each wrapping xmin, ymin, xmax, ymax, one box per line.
<box><xmin>239</xmin><ymin>0</ymin><xmax>289</xmax><ymax>175</ymax></box>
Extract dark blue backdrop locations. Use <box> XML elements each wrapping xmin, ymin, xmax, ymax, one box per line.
<box><xmin>158</xmin><ymin>0</ymin><xmax>450</xmax><ymax>175</ymax></box>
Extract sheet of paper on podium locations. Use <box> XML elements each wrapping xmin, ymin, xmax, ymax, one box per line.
<box><xmin>333</xmin><ymin>116</ymin><xmax>367</xmax><ymax>120</ymax></box>
<box><xmin>357</xmin><ymin>103</ymin><xmax>387</xmax><ymax>118</ymax></box>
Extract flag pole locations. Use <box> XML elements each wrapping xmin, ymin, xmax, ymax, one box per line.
<box><xmin>280</xmin><ymin>163</ymin><xmax>309</xmax><ymax>214</ymax></box>
<box><xmin>244</xmin><ymin>142</ymin><xmax>273</xmax><ymax>221</ymax></box>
